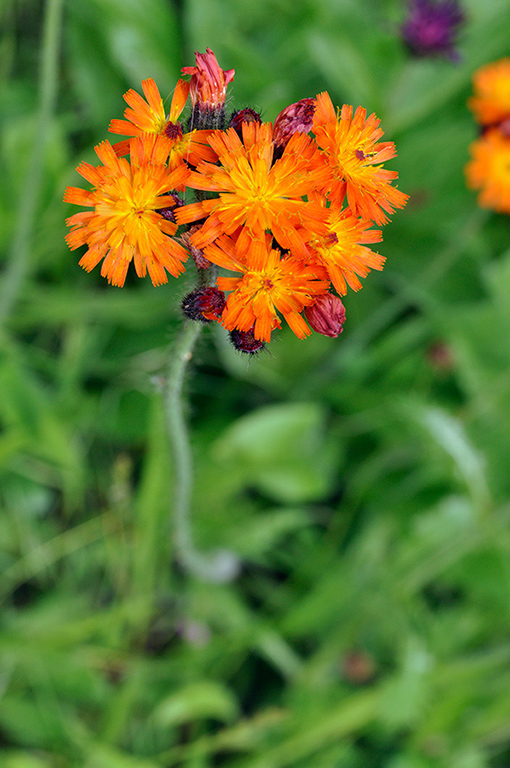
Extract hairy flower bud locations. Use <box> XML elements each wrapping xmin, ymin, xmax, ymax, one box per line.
<box><xmin>304</xmin><ymin>294</ymin><xmax>346</xmax><ymax>337</ymax></box>
<box><xmin>229</xmin><ymin>327</ymin><xmax>265</xmax><ymax>354</ymax></box>
<box><xmin>229</xmin><ymin>108</ymin><xmax>262</xmax><ymax>137</ymax></box>
<box><xmin>182</xmin><ymin>48</ymin><xmax>235</xmax><ymax>129</ymax></box>
<box><xmin>273</xmin><ymin>98</ymin><xmax>316</xmax><ymax>148</ymax></box>
<box><xmin>181</xmin><ymin>287</ymin><xmax>226</xmax><ymax>322</ymax></box>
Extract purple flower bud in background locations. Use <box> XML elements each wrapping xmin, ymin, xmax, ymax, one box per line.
<box><xmin>401</xmin><ymin>0</ymin><xmax>465</xmax><ymax>60</ymax></box>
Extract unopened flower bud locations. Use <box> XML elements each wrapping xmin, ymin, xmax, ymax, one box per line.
<box><xmin>273</xmin><ymin>98</ymin><xmax>316</xmax><ymax>149</ymax></box>
<box><xmin>182</xmin><ymin>48</ymin><xmax>235</xmax><ymax>129</ymax></box>
<box><xmin>304</xmin><ymin>294</ymin><xmax>346</xmax><ymax>337</ymax></box>
<box><xmin>229</xmin><ymin>327</ymin><xmax>265</xmax><ymax>355</ymax></box>
<box><xmin>229</xmin><ymin>108</ymin><xmax>262</xmax><ymax>137</ymax></box>
<box><xmin>181</xmin><ymin>287</ymin><xmax>226</xmax><ymax>323</ymax></box>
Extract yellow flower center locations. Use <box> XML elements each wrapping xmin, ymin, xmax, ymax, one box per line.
<box><xmin>494</xmin><ymin>146</ymin><xmax>510</xmax><ymax>178</ymax></box>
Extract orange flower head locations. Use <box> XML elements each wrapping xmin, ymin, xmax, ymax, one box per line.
<box><xmin>468</xmin><ymin>58</ymin><xmax>510</xmax><ymax>126</ymax></box>
<box><xmin>182</xmin><ymin>48</ymin><xmax>235</xmax><ymax>112</ymax></box>
<box><xmin>308</xmin><ymin>200</ymin><xmax>384</xmax><ymax>295</ymax></box>
<box><xmin>204</xmin><ymin>234</ymin><xmax>330</xmax><ymax>342</ymax></box>
<box><xmin>465</xmin><ymin>129</ymin><xmax>510</xmax><ymax>214</ymax></box>
<box><xmin>64</xmin><ymin>134</ymin><xmax>190</xmax><ymax>287</ymax></box>
<box><xmin>175</xmin><ymin>121</ymin><xmax>332</xmax><ymax>261</ymax></box>
<box><xmin>108</xmin><ymin>78</ymin><xmax>217</xmax><ymax>173</ymax></box>
<box><xmin>313</xmin><ymin>92</ymin><xmax>408</xmax><ymax>224</ymax></box>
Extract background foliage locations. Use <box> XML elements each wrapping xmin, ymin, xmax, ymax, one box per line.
<box><xmin>1</xmin><ymin>0</ymin><xmax>510</xmax><ymax>765</ymax></box>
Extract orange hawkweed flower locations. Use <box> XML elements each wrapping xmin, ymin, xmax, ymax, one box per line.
<box><xmin>465</xmin><ymin>129</ymin><xmax>510</xmax><ymax>214</ymax></box>
<box><xmin>468</xmin><ymin>58</ymin><xmax>510</xmax><ymax>127</ymax></box>
<box><xmin>308</xmin><ymin>200</ymin><xmax>384</xmax><ymax>294</ymax></box>
<box><xmin>205</xmin><ymin>234</ymin><xmax>330</xmax><ymax>342</ymax></box>
<box><xmin>108</xmin><ymin>78</ymin><xmax>217</xmax><ymax>172</ymax></box>
<box><xmin>64</xmin><ymin>134</ymin><xmax>190</xmax><ymax>286</ymax></box>
<box><xmin>313</xmin><ymin>92</ymin><xmax>408</xmax><ymax>224</ymax></box>
<box><xmin>175</xmin><ymin>121</ymin><xmax>331</xmax><ymax>260</ymax></box>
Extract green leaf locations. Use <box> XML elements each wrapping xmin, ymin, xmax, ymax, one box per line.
<box><xmin>153</xmin><ymin>681</ymin><xmax>239</xmax><ymax>727</ymax></box>
<box><xmin>213</xmin><ymin>402</ymin><xmax>342</xmax><ymax>502</ymax></box>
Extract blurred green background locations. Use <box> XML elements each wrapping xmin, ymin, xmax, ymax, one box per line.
<box><xmin>1</xmin><ymin>0</ymin><xmax>510</xmax><ymax>765</ymax></box>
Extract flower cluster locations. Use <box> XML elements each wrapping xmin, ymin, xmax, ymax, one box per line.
<box><xmin>465</xmin><ymin>58</ymin><xmax>510</xmax><ymax>214</ymax></box>
<box><xmin>64</xmin><ymin>48</ymin><xmax>407</xmax><ymax>352</ymax></box>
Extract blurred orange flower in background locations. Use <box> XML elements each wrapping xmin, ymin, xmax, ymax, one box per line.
<box><xmin>468</xmin><ymin>58</ymin><xmax>510</xmax><ymax>127</ymax></box>
<box><xmin>466</xmin><ymin>57</ymin><xmax>510</xmax><ymax>216</ymax></box>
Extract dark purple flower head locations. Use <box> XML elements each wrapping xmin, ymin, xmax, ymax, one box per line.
<box><xmin>401</xmin><ymin>0</ymin><xmax>465</xmax><ymax>60</ymax></box>
<box><xmin>229</xmin><ymin>327</ymin><xmax>265</xmax><ymax>355</ymax></box>
<box><xmin>181</xmin><ymin>287</ymin><xmax>226</xmax><ymax>323</ymax></box>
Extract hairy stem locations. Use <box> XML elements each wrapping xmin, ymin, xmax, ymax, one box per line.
<box><xmin>164</xmin><ymin>318</ymin><xmax>239</xmax><ymax>582</ymax></box>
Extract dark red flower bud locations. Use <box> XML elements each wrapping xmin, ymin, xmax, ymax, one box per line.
<box><xmin>273</xmin><ymin>98</ymin><xmax>316</xmax><ymax>148</ymax></box>
<box><xmin>229</xmin><ymin>108</ymin><xmax>262</xmax><ymax>137</ymax></box>
<box><xmin>229</xmin><ymin>327</ymin><xmax>265</xmax><ymax>355</ymax></box>
<box><xmin>304</xmin><ymin>294</ymin><xmax>346</xmax><ymax>337</ymax></box>
<box><xmin>181</xmin><ymin>287</ymin><xmax>226</xmax><ymax>323</ymax></box>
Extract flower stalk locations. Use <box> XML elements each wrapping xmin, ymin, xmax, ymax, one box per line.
<box><xmin>164</xmin><ymin>277</ymin><xmax>240</xmax><ymax>582</ymax></box>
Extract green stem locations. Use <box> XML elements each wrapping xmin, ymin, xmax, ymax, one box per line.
<box><xmin>0</xmin><ymin>0</ymin><xmax>64</xmax><ymax>328</ymax></box>
<box><xmin>164</xmin><ymin>318</ymin><xmax>239</xmax><ymax>582</ymax></box>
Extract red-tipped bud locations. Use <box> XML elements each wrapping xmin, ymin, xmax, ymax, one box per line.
<box><xmin>181</xmin><ymin>287</ymin><xmax>226</xmax><ymax>323</ymax></box>
<box><xmin>273</xmin><ymin>98</ymin><xmax>316</xmax><ymax>148</ymax></box>
<box><xmin>182</xmin><ymin>48</ymin><xmax>234</xmax><ymax>128</ymax></box>
<box><xmin>229</xmin><ymin>327</ymin><xmax>265</xmax><ymax>355</ymax></box>
<box><xmin>304</xmin><ymin>294</ymin><xmax>346</xmax><ymax>337</ymax></box>
<box><xmin>229</xmin><ymin>108</ymin><xmax>262</xmax><ymax>137</ymax></box>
